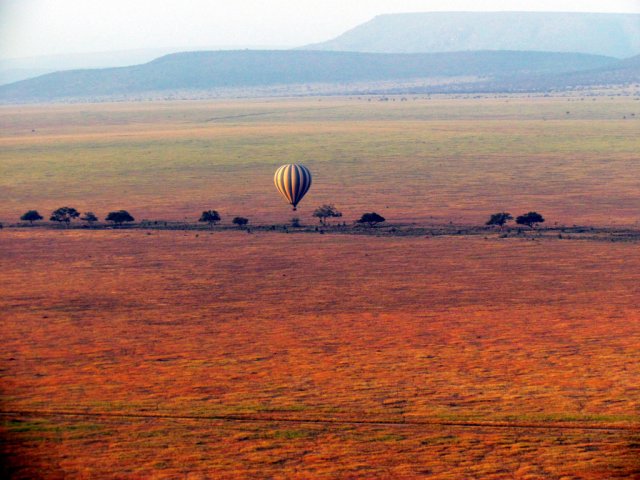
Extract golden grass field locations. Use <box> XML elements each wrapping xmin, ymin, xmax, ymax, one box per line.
<box><xmin>1</xmin><ymin>97</ymin><xmax>640</xmax><ymax>478</ymax></box>
<box><xmin>1</xmin><ymin>97</ymin><xmax>639</xmax><ymax>226</ymax></box>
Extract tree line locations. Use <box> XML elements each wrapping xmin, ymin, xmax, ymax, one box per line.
<box><xmin>10</xmin><ymin>205</ymin><xmax>544</xmax><ymax>230</ymax></box>
<box><xmin>19</xmin><ymin>207</ymin><xmax>134</xmax><ymax>226</ymax></box>
<box><xmin>485</xmin><ymin>211</ymin><xmax>545</xmax><ymax>228</ymax></box>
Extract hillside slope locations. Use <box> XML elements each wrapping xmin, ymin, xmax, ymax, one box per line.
<box><xmin>0</xmin><ymin>50</ymin><xmax>618</xmax><ymax>103</ymax></box>
<box><xmin>375</xmin><ymin>54</ymin><xmax>640</xmax><ymax>95</ymax></box>
<box><xmin>305</xmin><ymin>12</ymin><xmax>640</xmax><ymax>58</ymax></box>
<box><xmin>510</xmin><ymin>53</ymin><xmax>640</xmax><ymax>91</ymax></box>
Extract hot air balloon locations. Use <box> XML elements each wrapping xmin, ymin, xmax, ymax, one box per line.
<box><xmin>274</xmin><ymin>164</ymin><xmax>312</xmax><ymax>211</ymax></box>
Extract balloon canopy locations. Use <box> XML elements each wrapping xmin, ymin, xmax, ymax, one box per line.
<box><xmin>274</xmin><ymin>164</ymin><xmax>312</xmax><ymax>211</ymax></box>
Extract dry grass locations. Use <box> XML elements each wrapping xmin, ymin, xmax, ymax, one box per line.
<box><xmin>2</xmin><ymin>97</ymin><xmax>639</xmax><ymax>478</ymax></box>
<box><xmin>1</xmin><ymin>97</ymin><xmax>639</xmax><ymax>226</ymax></box>
<box><xmin>1</xmin><ymin>230</ymin><xmax>639</xmax><ymax>478</ymax></box>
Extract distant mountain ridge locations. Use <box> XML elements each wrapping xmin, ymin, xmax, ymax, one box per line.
<box><xmin>305</xmin><ymin>12</ymin><xmax>640</xmax><ymax>59</ymax></box>
<box><xmin>0</xmin><ymin>50</ymin><xmax>620</xmax><ymax>103</ymax></box>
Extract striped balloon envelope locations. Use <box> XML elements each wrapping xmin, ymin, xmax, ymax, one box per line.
<box><xmin>273</xmin><ymin>164</ymin><xmax>312</xmax><ymax>211</ymax></box>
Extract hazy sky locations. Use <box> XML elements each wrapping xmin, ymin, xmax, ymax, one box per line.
<box><xmin>2</xmin><ymin>0</ymin><xmax>640</xmax><ymax>59</ymax></box>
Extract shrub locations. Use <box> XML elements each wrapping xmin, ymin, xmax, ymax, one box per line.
<box><xmin>106</xmin><ymin>210</ymin><xmax>135</xmax><ymax>225</ymax></box>
<box><xmin>516</xmin><ymin>212</ymin><xmax>545</xmax><ymax>228</ymax></box>
<box><xmin>50</xmin><ymin>207</ymin><xmax>79</xmax><ymax>225</ymax></box>
<box><xmin>486</xmin><ymin>212</ymin><xmax>513</xmax><ymax>227</ymax></box>
<box><xmin>81</xmin><ymin>212</ymin><xmax>98</xmax><ymax>224</ymax></box>
<box><xmin>20</xmin><ymin>210</ymin><xmax>43</xmax><ymax>224</ymax></box>
<box><xmin>357</xmin><ymin>212</ymin><xmax>386</xmax><ymax>227</ymax></box>
<box><xmin>232</xmin><ymin>217</ymin><xmax>249</xmax><ymax>228</ymax></box>
<box><xmin>313</xmin><ymin>204</ymin><xmax>342</xmax><ymax>224</ymax></box>
<box><xmin>199</xmin><ymin>210</ymin><xmax>221</xmax><ymax>226</ymax></box>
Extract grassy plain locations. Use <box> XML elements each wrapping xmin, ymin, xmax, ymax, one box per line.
<box><xmin>1</xmin><ymin>97</ymin><xmax>640</xmax><ymax>478</ymax></box>
<box><xmin>1</xmin><ymin>96</ymin><xmax>639</xmax><ymax>226</ymax></box>
<box><xmin>2</xmin><ymin>230</ymin><xmax>640</xmax><ymax>478</ymax></box>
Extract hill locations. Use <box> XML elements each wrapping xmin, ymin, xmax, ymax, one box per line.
<box><xmin>0</xmin><ymin>48</ymin><xmax>180</xmax><ymax>86</ymax></box>
<box><xmin>305</xmin><ymin>12</ymin><xmax>640</xmax><ymax>59</ymax></box>
<box><xmin>378</xmin><ymin>54</ymin><xmax>640</xmax><ymax>95</ymax></box>
<box><xmin>503</xmin><ymin>53</ymin><xmax>640</xmax><ymax>92</ymax></box>
<box><xmin>0</xmin><ymin>50</ymin><xmax>618</xmax><ymax>103</ymax></box>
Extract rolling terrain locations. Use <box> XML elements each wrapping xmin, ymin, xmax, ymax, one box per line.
<box><xmin>0</xmin><ymin>50</ymin><xmax>622</xmax><ymax>103</ymax></box>
<box><xmin>306</xmin><ymin>12</ymin><xmax>640</xmax><ymax>58</ymax></box>
<box><xmin>3</xmin><ymin>11</ymin><xmax>639</xmax><ymax>102</ymax></box>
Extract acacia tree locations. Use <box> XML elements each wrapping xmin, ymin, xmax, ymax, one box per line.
<box><xmin>357</xmin><ymin>212</ymin><xmax>386</xmax><ymax>227</ymax></box>
<box><xmin>516</xmin><ymin>212</ymin><xmax>545</xmax><ymax>228</ymax></box>
<box><xmin>313</xmin><ymin>204</ymin><xmax>343</xmax><ymax>225</ymax></box>
<box><xmin>232</xmin><ymin>217</ymin><xmax>249</xmax><ymax>228</ymax></box>
<box><xmin>199</xmin><ymin>210</ymin><xmax>221</xmax><ymax>226</ymax></box>
<box><xmin>81</xmin><ymin>212</ymin><xmax>99</xmax><ymax>225</ymax></box>
<box><xmin>106</xmin><ymin>210</ymin><xmax>135</xmax><ymax>226</ymax></box>
<box><xmin>21</xmin><ymin>210</ymin><xmax>43</xmax><ymax>224</ymax></box>
<box><xmin>486</xmin><ymin>212</ymin><xmax>513</xmax><ymax>228</ymax></box>
<box><xmin>50</xmin><ymin>207</ymin><xmax>80</xmax><ymax>225</ymax></box>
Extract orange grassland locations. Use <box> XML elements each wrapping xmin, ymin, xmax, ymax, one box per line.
<box><xmin>1</xmin><ymin>230</ymin><xmax>639</xmax><ymax>479</ymax></box>
<box><xmin>1</xmin><ymin>97</ymin><xmax>640</xmax><ymax>479</ymax></box>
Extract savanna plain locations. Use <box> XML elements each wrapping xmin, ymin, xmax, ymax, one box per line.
<box><xmin>1</xmin><ymin>96</ymin><xmax>640</xmax><ymax>479</ymax></box>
